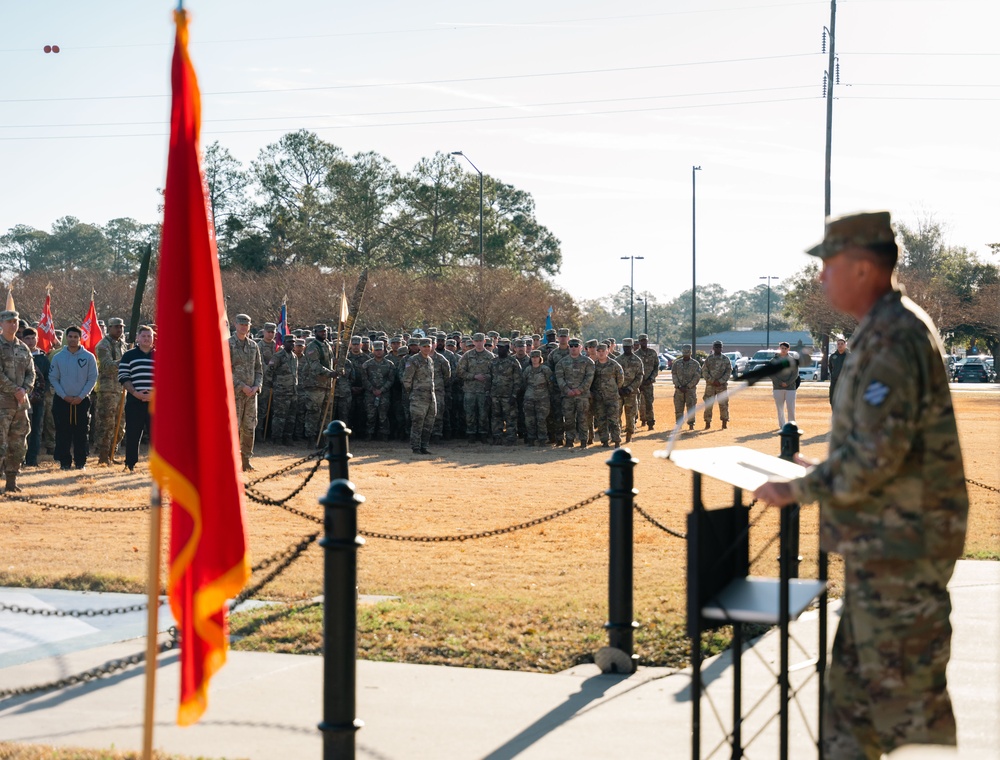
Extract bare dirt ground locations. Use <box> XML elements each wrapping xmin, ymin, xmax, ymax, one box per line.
<box><xmin>2</xmin><ymin>381</ymin><xmax>997</xmax><ymax>671</ymax></box>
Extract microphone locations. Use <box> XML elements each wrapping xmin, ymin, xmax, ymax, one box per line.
<box><xmin>740</xmin><ymin>357</ymin><xmax>796</xmax><ymax>386</ymax></box>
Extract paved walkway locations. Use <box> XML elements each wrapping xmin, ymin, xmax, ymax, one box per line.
<box><xmin>1</xmin><ymin>561</ymin><xmax>997</xmax><ymax>759</ymax></box>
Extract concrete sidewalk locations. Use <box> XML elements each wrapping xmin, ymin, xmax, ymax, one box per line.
<box><xmin>1</xmin><ymin>561</ymin><xmax>997</xmax><ymax>759</ymax></box>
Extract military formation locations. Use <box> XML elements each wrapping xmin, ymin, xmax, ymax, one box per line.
<box><xmin>245</xmin><ymin>325</ymin><xmax>670</xmax><ymax>456</ymax></box>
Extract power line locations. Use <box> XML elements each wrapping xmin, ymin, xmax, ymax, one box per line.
<box><xmin>0</xmin><ymin>85</ymin><xmax>818</xmax><ymax>129</ymax></box>
<box><xmin>0</xmin><ymin>95</ymin><xmax>822</xmax><ymax>141</ymax></box>
<box><xmin>0</xmin><ymin>52</ymin><xmax>818</xmax><ymax>104</ymax></box>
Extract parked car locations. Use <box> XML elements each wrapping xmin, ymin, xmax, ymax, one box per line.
<box><xmin>723</xmin><ymin>351</ymin><xmax>748</xmax><ymax>378</ymax></box>
<box><xmin>658</xmin><ymin>355</ymin><xmax>668</xmax><ymax>371</ymax></box>
<box><xmin>798</xmin><ymin>365</ymin><xmax>820</xmax><ymax>382</ymax></box>
<box><xmin>956</xmin><ymin>360</ymin><xmax>990</xmax><ymax>383</ymax></box>
<box><xmin>660</xmin><ymin>352</ymin><xmax>675</xmax><ymax>371</ymax></box>
<box><xmin>745</xmin><ymin>349</ymin><xmax>800</xmax><ymax>375</ymax></box>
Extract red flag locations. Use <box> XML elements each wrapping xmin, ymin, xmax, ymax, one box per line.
<box><xmin>36</xmin><ymin>293</ymin><xmax>57</xmax><ymax>353</ymax></box>
<box><xmin>80</xmin><ymin>297</ymin><xmax>103</xmax><ymax>352</ymax></box>
<box><xmin>150</xmin><ymin>9</ymin><xmax>249</xmax><ymax>727</ymax></box>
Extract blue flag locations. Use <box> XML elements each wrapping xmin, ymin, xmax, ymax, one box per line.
<box><xmin>544</xmin><ymin>306</ymin><xmax>553</xmax><ymax>340</ymax></box>
<box><xmin>277</xmin><ymin>298</ymin><xmax>289</xmax><ymax>339</ymax></box>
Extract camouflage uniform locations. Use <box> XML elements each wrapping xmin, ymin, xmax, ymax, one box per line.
<box><xmin>301</xmin><ymin>335</ymin><xmax>335</xmax><ymax>441</ymax></box>
<box><xmin>401</xmin><ymin>352</ymin><xmax>436</xmax><ymax>452</ymax></box>
<box><xmin>554</xmin><ymin>349</ymin><xmax>595</xmax><ymax>446</ymax></box>
<box><xmin>671</xmin><ymin>354</ymin><xmax>701</xmax><ymax>426</ymax></box>
<box><xmin>701</xmin><ymin>351</ymin><xmax>731</xmax><ymax>426</ymax></box>
<box><xmin>488</xmin><ymin>348</ymin><xmax>522</xmax><ymax>444</ymax></box>
<box><xmin>93</xmin><ymin>331</ymin><xmax>127</xmax><ymax>462</ymax></box>
<box><xmin>457</xmin><ymin>346</ymin><xmax>494</xmax><ymax>439</ymax></box>
<box><xmin>788</xmin><ymin>286</ymin><xmax>968</xmax><ymax>758</ymax></box>
<box><xmin>430</xmin><ymin>349</ymin><xmax>452</xmax><ymax>441</ymax></box>
<box><xmin>616</xmin><ymin>346</ymin><xmax>644</xmax><ymax>442</ymax></box>
<box><xmin>634</xmin><ymin>339</ymin><xmax>659</xmax><ymax>427</ymax></box>
<box><xmin>266</xmin><ymin>346</ymin><xmax>298</xmax><ymax>443</ymax></box>
<box><xmin>256</xmin><ymin>335</ymin><xmax>278</xmax><ymax>438</ymax></box>
<box><xmin>545</xmin><ymin>341</ymin><xmax>571</xmax><ymax>442</ymax></box>
<box><xmin>228</xmin><ymin>333</ymin><xmax>263</xmax><ymax>466</ymax></box>
<box><xmin>0</xmin><ymin>334</ymin><xmax>35</xmax><ymax>480</ymax></box>
<box><xmin>591</xmin><ymin>355</ymin><xmax>624</xmax><ymax>446</ymax></box>
<box><xmin>361</xmin><ymin>354</ymin><xmax>395</xmax><ymax>440</ymax></box>
<box><xmin>521</xmin><ymin>359</ymin><xmax>553</xmax><ymax>444</ymax></box>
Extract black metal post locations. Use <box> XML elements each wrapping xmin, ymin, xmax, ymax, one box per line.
<box><xmin>325</xmin><ymin>420</ymin><xmax>353</xmax><ymax>482</ymax></box>
<box><xmin>318</xmin><ymin>479</ymin><xmax>365</xmax><ymax>759</ymax></box>
<box><xmin>779</xmin><ymin>423</ymin><xmax>801</xmax><ymax>579</ymax></box>
<box><xmin>778</xmin><ymin>421</ymin><xmax>802</xmax><ymax>760</ymax></box>
<box><xmin>691</xmin><ymin>471</ymin><xmax>703</xmax><ymax>760</ymax></box>
<box><xmin>605</xmin><ymin>448</ymin><xmax>638</xmax><ymax>672</ymax></box>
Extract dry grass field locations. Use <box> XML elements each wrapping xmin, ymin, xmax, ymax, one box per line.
<box><xmin>2</xmin><ymin>382</ymin><xmax>997</xmax><ymax>673</ymax></box>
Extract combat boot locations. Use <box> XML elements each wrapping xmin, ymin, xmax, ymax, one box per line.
<box><xmin>704</xmin><ymin>422</ymin><xmax>711</xmax><ymax>430</ymax></box>
<box><xmin>5</xmin><ymin>472</ymin><xmax>21</xmax><ymax>493</ymax></box>
<box><xmin>241</xmin><ymin>455</ymin><xmax>255</xmax><ymax>472</ymax></box>
<box><xmin>98</xmin><ymin>455</ymin><xmax>111</xmax><ymax>466</ymax></box>
<box><xmin>722</xmin><ymin>420</ymin><xmax>728</xmax><ymax>430</ymax></box>
<box><xmin>625</xmin><ymin>432</ymin><xmax>632</xmax><ymax>443</ymax></box>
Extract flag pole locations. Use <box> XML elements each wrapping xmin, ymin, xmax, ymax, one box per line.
<box><xmin>142</xmin><ymin>484</ymin><xmax>164</xmax><ymax>760</ymax></box>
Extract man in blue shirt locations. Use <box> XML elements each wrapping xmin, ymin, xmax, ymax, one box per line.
<box><xmin>48</xmin><ymin>325</ymin><xmax>98</xmax><ymax>470</ymax></box>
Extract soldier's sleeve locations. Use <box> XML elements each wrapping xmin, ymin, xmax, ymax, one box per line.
<box><xmin>253</xmin><ymin>344</ymin><xmax>263</xmax><ymax>389</ymax></box>
<box><xmin>440</xmin><ymin>356</ymin><xmax>452</xmax><ymax>380</ymax></box>
<box><xmin>792</xmin><ymin>342</ymin><xmax>923</xmax><ymax>509</ymax></box>
<box><xmin>615</xmin><ymin>363</ymin><xmax>624</xmax><ymax>388</ymax></box>
<box><xmin>582</xmin><ymin>360</ymin><xmax>596</xmax><ymax>392</ymax></box>
<box><xmin>554</xmin><ymin>359</ymin><xmax>568</xmax><ymax>393</ymax></box>
<box><xmin>401</xmin><ymin>359</ymin><xmax>415</xmax><ymax>393</ymax></box>
<box><xmin>647</xmin><ymin>352</ymin><xmax>659</xmax><ymax>381</ymax></box>
<box><xmin>23</xmin><ymin>347</ymin><xmax>37</xmax><ymax>395</ymax></box>
<box><xmin>360</xmin><ymin>362</ymin><xmax>373</xmax><ymax>392</ymax></box>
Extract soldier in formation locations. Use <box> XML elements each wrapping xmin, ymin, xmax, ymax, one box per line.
<box><xmin>554</xmin><ymin>338</ymin><xmax>595</xmax><ymax>449</ymax></box>
<box><xmin>616</xmin><ymin>338</ymin><xmax>644</xmax><ymax>444</ymax></box>
<box><xmin>228</xmin><ymin>314</ymin><xmax>264</xmax><ymax>471</ymax></box>
<box><xmin>671</xmin><ymin>344</ymin><xmax>701</xmax><ymax>430</ymax></box>
<box><xmin>0</xmin><ymin>310</ymin><xmax>36</xmax><ymax>492</ymax></box>
<box><xmin>402</xmin><ymin>338</ymin><xmax>436</xmax><ymax>455</ymax></box>
<box><xmin>266</xmin><ymin>334</ymin><xmax>298</xmax><ymax>445</ymax></box>
<box><xmin>701</xmin><ymin>339</ymin><xmax>731</xmax><ymax>430</ymax></box>
<box><xmin>634</xmin><ymin>334</ymin><xmax>659</xmax><ymax>430</ymax></box>
<box><xmin>591</xmin><ymin>343</ymin><xmax>623</xmax><ymax>447</ymax></box>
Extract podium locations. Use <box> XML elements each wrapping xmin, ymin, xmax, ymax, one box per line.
<box><xmin>669</xmin><ymin>446</ymin><xmax>827</xmax><ymax>760</ymax></box>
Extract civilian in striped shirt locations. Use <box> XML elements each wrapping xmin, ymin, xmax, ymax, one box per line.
<box><xmin>118</xmin><ymin>325</ymin><xmax>154</xmax><ymax>472</ymax></box>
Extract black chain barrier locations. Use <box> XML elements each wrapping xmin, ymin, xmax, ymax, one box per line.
<box><xmin>1</xmin><ymin>493</ymin><xmax>150</xmax><ymax>513</ymax></box>
<box><xmin>633</xmin><ymin>503</ymin><xmax>687</xmax><ymax>540</ymax></box>
<box><xmin>0</xmin><ymin>627</ymin><xmax>178</xmax><ymax>701</ymax></box>
<box><xmin>245</xmin><ymin>449</ymin><xmax>324</xmax><ymax>488</ymax></box>
<box><xmin>967</xmin><ymin>478</ymin><xmax>1000</xmax><ymax>494</ymax></box>
<box><xmin>357</xmin><ymin>491</ymin><xmax>605</xmax><ymax>542</ymax></box>
<box><xmin>0</xmin><ymin>599</ymin><xmax>160</xmax><ymax>618</ymax></box>
<box><xmin>243</xmin><ymin>456</ymin><xmax>325</xmax><ymax>508</ymax></box>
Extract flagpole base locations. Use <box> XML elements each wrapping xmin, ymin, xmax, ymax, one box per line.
<box><xmin>318</xmin><ymin>718</ymin><xmax>364</xmax><ymax>759</ymax></box>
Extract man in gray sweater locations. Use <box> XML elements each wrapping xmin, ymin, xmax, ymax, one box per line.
<box><xmin>49</xmin><ymin>325</ymin><xmax>98</xmax><ymax>470</ymax></box>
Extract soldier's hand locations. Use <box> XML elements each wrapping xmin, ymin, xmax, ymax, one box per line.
<box><xmin>753</xmin><ymin>481</ymin><xmax>796</xmax><ymax>508</ymax></box>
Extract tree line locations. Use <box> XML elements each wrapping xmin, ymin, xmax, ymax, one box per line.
<box><xmin>0</xmin><ymin>129</ymin><xmax>562</xmax><ymax>279</ymax></box>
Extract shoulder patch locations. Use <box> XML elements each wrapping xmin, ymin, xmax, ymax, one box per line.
<box><xmin>863</xmin><ymin>380</ymin><xmax>890</xmax><ymax>406</ymax></box>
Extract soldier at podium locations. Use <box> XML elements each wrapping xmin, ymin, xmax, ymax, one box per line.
<box><xmin>754</xmin><ymin>211</ymin><xmax>968</xmax><ymax>759</ymax></box>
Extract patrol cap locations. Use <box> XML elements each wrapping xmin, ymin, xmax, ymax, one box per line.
<box><xmin>568</xmin><ymin>338</ymin><xmax>582</xmax><ymax>347</ymax></box>
<box><xmin>682</xmin><ymin>344</ymin><xmax>692</xmax><ymax>352</ymax></box>
<box><xmin>445</xmin><ymin>338</ymin><xmax>457</xmax><ymax>347</ymax></box>
<box><xmin>282</xmin><ymin>333</ymin><xmax>295</xmax><ymax>342</ymax></box>
<box><xmin>713</xmin><ymin>340</ymin><xmax>723</xmax><ymax>348</ymax></box>
<box><xmin>408</xmin><ymin>337</ymin><xmax>420</xmax><ymax>346</ymax></box>
<box><xmin>234</xmin><ymin>313</ymin><xmax>251</xmax><ymax>325</ymax></box>
<box><xmin>806</xmin><ymin>210</ymin><xmax>898</xmax><ymax>265</ymax></box>
<box><xmin>0</xmin><ymin>310</ymin><xmax>18</xmax><ymax>322</ymax></box>
<box><xmin>637</xmin><ymin>333</ymin><xmax>649</xmax><ymax>341</ymax></box>
<box><xmin>487</xmin><ymin>330</ymin><xmax>499</xmax><ymax>338</ymax></box>
<box><xmin>529</xmin><ymin>349</ymin><xmax>542</xmax><ymax>358</ymax></box>
<box><xmin>557</xmin><ymin>328</ymin><xmax>570</xmax><ymax>337</ymax></box>
<box><xmin>263</xmin><ymin>322</ymin><xmax>277</xmax><ymax>330</ymax></box>
<box><xmin>463</xmin><ymin>338</ymin><xmax>474</xmax><ymax>347</ymax></box>
<box><xmin>584</xmin><ymin>339</ymin><xmax>598</xmax><ymax>348</ymax></box>
<box><xmin>390</xmin><ymin>335</ymin><xmax>403</xmax><ymax>343</ymax></box>
<box><xmin>621</xmin><ymin>338</ymin><xmax>634</xmax><ymax>347</ymax></box>
<box><xmin>313</xmin><ymin>323</ymin><xmax>328</xmax><ymax>332</ymax></box>
<box><xmin>545</xmin><ymin>329</ymin><xmax>556</xmax><ymax>337</ymax></box>
<box><xmin>596</xmin><ymin>343</ymin><xmax>608</xmax><ymax>351</ymax></box>
<box><xmin>294</xmin><ymin>338</ymin><xmax>306</xmax><ymax>346</ymax></box>
<box><xmin>350</xmin><ymin>335</ymin><xmax>362</xmax><ymax>344</ymax></box>
<box><xmin>510</xmin><ymin>330</ymin><xmax>520</xmax><ymax>338</ymax></box>
<box><xmin>532</xmin><ymin>334</ymin><xmax>541</xmax><ymax>341</ymax></box>
<box><xmin>419</xmin><ymin>337</ymin><xmax>432</xmax><ymax>347</ymax></box>
<box><xmin>373</xmin><ymin>341</ymin><xmax>385</xmax><ymax>350</ymax></box>
<box><xmin>436</xmin><ymin>331</ymin><xmax>447</xmax><ymax>339</ymax></box>
<box><xmin>513</xmin><ymin>338</ymin><xmax>525</xmax><ymax>347</ymax></box>
<box><xmin>497</xmin><ymin>338</ymin><xmax>510</xmax><ymax>347</ymax></box>
<box><xmin>472</xmin><ymin>332</ymin><xmax>486</xmax><ymax>341</ymax></box>
<box><xmin>107</xmin><ymin>317</ymin><xmax>125</xmax><ymax>327</ymax></box>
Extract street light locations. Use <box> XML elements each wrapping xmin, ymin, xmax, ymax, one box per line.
<box><xmin>692</xmin><ymin>166</ymin><xmax>702</xmax><ymax>352</ymax></box>
<box><xmin>621</xmin><ymin>256</ymin><xmax>644</xmax><ymax>338</ymax></box>
<box><xmin>450</xmin><ymin>151</ymin><xmax>484</xmax><ymax>269</ymax></box>
<box><xmin>637</xmin><ymin>297</ymin><xmax>648</xmax><ymax>336</ymax></box>
<box><xmin>760</xmin><ymin>275</ymin><xmax>779</xmax><ymax>349</ymax></box>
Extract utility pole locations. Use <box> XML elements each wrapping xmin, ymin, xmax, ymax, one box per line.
<box><xmin>692</xmin><ymin>166</ymin><xmax>702</xmax><ymax>352</ymax></box>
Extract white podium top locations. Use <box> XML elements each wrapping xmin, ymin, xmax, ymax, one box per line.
<box><xmin>666</xmin><ymin>446</ymin><xmax>807</xmax><ymax>492</ymax></box>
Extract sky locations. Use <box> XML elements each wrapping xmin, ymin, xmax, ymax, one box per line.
<box><xmin>1</xmin><ymin>0</ymin><xmax>997</xmax><ymax>305</ymax></box>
